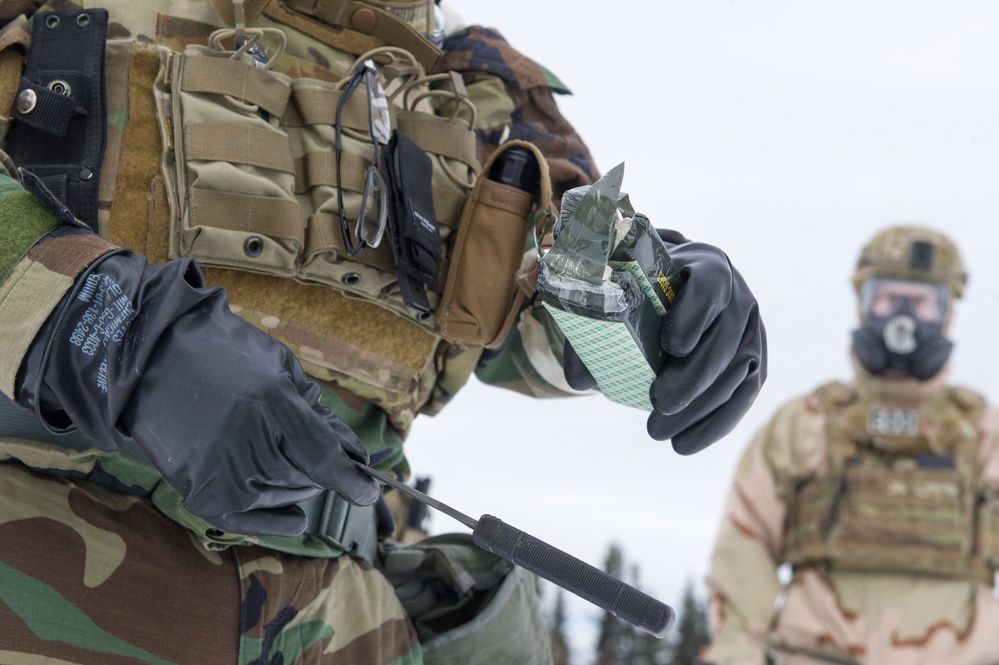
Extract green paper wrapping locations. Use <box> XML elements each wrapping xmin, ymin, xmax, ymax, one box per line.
<box><xmin>537</xmin><ymin>164</ymin><xmax>684</xmax><ymax>411</ymax></box>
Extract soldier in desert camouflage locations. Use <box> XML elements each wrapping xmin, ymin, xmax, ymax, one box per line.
<box><xmin>701</xmin><ymin>225</ymin><xmax>999</xmax><ymax>665</ymax></box>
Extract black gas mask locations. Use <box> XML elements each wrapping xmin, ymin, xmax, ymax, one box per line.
<box><xmin>851</xmin><ymin>278</ymin><xmax>953</xmax><ymax>380</ymax></box>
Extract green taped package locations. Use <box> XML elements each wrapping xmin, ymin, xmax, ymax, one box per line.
<box><xmin>537</xmin><ymin>163</ymin><xmax>684</xmax><ymax>411</ymax></box>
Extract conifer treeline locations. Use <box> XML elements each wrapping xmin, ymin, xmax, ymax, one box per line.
<box><xmin>546</xmin><ymin>543</ymin><xmax>710</xmax><ymax>665</ymax></box>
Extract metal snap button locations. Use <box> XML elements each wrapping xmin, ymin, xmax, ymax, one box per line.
<box><xmin>16</xmin><ymin>89</ymin><xmax>37</xmax><ymax>115</ymax></box>
<box><xmin>243</xmin><ymin>236</ymin><xmax>264</xmax><ymax>257</ymax></box>
<box><xmin>79</xmin><ymin>168</ymin><xmax>93</xmax><ymax>181</ymax></box>
<box><xmin>47</xmin><ymin>79</ymin><xmax>71</xmax><ymax>97</ymax></box>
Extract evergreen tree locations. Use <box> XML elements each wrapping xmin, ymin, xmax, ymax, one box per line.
<box><xmin>668</xmin><ymin>580</ymin><xmax>710</xmax><ymax>665</ymax></box>
<box><xmin>549</xmin><ymin>589</ymin><xmax>572</xmax><ymax>665</ymax></box>
<box><xmin>593</xmin><ymin>544</ymin><xmax>633</xmax><ymax>665</ymax></box>
<box><xmin>592</xmin><ymin>547</ymin><xmax>671</xmax><ymax>665</ymax></box>
<box><xmin>626</xmin><ymin>564</ymin><xmax>671</xmax><ymax>665</ymax></box>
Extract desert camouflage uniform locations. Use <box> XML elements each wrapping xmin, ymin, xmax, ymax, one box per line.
<box><xmin>702</xmin><ymin>363</ymin><xmax>999</xmax><ymax>665</ymax></box>
<box><xmin>0</xmin><ymin>0</ymin><xmax>598</xmax><ymax>662</ymax></box>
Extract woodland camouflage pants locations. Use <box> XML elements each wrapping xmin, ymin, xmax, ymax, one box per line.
<box><xmin>0</xmin><ymin>462</ymin><xmax>423</xmax><ymax>664</ymax></box>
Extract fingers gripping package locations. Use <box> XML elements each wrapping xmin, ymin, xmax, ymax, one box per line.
<box><xmin>537</xmin><ymin>164</ymin><xmax>684</xmax><ymax>410</ymax></box>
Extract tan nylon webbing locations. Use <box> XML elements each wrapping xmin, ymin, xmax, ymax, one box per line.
<box><xmin>294</xmin><ymin>150</ymin><xmax>368</xmax><ymax>194</ymax></box>
<box><xmin>208</xmin><ymin>0</ymin><xmax>272</xmax><ymax>26</ymax></box>
<box><xmin>286</xmin><ymin>86</ymin><xmax>370</xmax><ymax>130</ymax></box>
<box><xmin>306</xmin><ymin>212</ymin><xmax>396</xmax><ymax>272</ymax></box>
<box><xmin>0</xmin><ymin>16</ymin><xmax>29</xmax><ymax>119</ymax></box>
<box><xmin>429</xmin><ymin>188</ymin><xmax>462</xmax><ymax>228</ymax></box>
<box><xmin>290</xmin><ymin>0</ymin><xmax>441</xmax><ymax>72</ymax></box>
<box><xmin>186</xmin><ymin>123</ymin><xmax>295</xmax><ymax>173</ymax></box>
<box><xmin>395</xmin><ymin>113</ymin><xmax>476</xmax><ymax>168</ymax></box>
<box><xmin>263</xmin><ymin>1</ymin><xmax>385</xmax><ymax>62</ymax></box>
<box><xmin>294</xmin><ymin>151</ymin><xmax>461</xmax><ymax>228</ymax></box>
<box><xmin>190</xmin><ymin>188</ymin><xmax>303</xmax><ymax>241</ymax></box>
<box><xmin>182</xmin><ymin>56</ymin><xmax>291</xmax><ymax>118</ymax></box>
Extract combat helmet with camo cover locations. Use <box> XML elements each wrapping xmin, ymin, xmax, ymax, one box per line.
<box><xmin>852</xmin><ymin>224</ymin><xmax>967</xmax><ymax>299</ymax></box>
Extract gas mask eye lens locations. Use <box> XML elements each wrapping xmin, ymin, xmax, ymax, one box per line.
<box><xmin>861</xmin><ymin>278</ymin><xmax>948</xmax><ymax>325</ymax></box>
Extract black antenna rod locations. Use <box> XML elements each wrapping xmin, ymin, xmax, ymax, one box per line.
<box><xmin>358</xmin><ymin>464</ymin><xmax>675</xmax><ymax>638</ymax></box>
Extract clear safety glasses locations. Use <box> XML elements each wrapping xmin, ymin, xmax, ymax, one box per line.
<box><xmin>335</xmin><ymin>59</ymin><xmax>391</xmax><ymax>256</ymax></box>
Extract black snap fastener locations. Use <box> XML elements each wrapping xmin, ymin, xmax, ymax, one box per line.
<box><xmin>243</xmin><ymin>236</ymin><xmax>264</xmax><ymax>257</ymax></box>
<box><xmin>45</xmin><ymin>14</ymin><xmax>60</xmax><ymax>29</ymax></box>
<box><xmin>341</xmin><ymin>272</ymin><xmax>362</xmax><ymax>285</ymax></box>
<box><xmin>79</xmin><ymin>168</ymin><xmax>93</xmax><ymax>181</ymax></box>
<box><xmin>76</xmin><ymin>13</ymin><xmax>91</xmax><ymax>28</ymax></box>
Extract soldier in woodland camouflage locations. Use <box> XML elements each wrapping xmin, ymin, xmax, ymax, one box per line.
<box><xmin>701</xmin><ymin>225</ymin><xmax>999</xmax><ymax>665</ymax></box>
<box><xmin>0</xmin><ymin>1</ymin><xmax>766</xmax><ymax>663</ymax></box>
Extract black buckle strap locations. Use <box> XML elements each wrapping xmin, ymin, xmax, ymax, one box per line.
<box><xmin>300</xmin><ymin>489</ymin><xmax>379</xmax><ymax>565</ymax></box>
<box><xmin>7</xmin><ymin>9</ymin><xmax>108</xmax><ymax>231</ymax></box>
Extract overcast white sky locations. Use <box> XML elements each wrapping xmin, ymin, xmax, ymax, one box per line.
<box><xmin>405</xmin><ymin>1</ymin><xmax>999</xmax><ymax>656</ymax></box>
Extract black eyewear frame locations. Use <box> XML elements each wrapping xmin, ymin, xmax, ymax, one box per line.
<box><xmin>335</xmin><ymin>59</ymin><xmax>390</xmax><ymax>256</ymax></box>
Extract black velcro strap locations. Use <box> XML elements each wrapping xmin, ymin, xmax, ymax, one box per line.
<box><xmin>7</xmin><ymin>9</ymin><xmax>109</xmax><ymax>231</ymax></box>
<box><xmin>910</xmin><ymin>240</ymin><xmax>934</xmax><ymax>271</ymax></box>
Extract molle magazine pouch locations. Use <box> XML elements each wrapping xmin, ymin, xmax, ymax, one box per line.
<box><xmin>383</xmin><ymin>129</ymin><xmax>441</xmax><ymax>319</ymax></box>
<box><xmin>537</xmin><ymin>163</ymin><xmax>684</xmax><ymax>411</ymax></box>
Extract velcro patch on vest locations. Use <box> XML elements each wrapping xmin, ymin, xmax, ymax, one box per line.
<box><xmin>867</xmin><ymin>407</ymin><xmax>919</xmax><ymax>437</ymax></box>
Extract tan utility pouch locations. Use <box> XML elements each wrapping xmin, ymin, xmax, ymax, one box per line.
<box><xmin>435</xmin><ymin>140</ymin><xmax>550</xmax><ymax>348</ymax></box>
<box><xmin>977</xmin><ymin>486</ymin><xmax>999</xmax><ymax>571</ymax></box>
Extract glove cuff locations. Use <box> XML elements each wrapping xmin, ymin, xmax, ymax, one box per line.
<box><xmin>17</xmin><ymin>247</ymin><xmax>131</xmax><ymax>440</ymax></box>
<box><xmin>17</xmin><ymin>251</ymin><xmax>210</xmax><ymax>449</ymax></box>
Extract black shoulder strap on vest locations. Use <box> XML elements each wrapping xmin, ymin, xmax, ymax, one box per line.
<box><xmin>7</xmin><ymin>8</ymin><xmax>108</xmax><ymax>232</ymax></box>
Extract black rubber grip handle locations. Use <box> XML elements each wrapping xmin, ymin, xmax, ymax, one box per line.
<box><xmin>472</xmin><ymin>514</ymin><xmax>675</xmax><ymax>637</ymax></box>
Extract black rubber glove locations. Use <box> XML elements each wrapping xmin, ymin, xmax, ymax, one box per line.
<box><xmin>564</xmin><ymin>230</ymin><xmax>767</xmax><ymax>455</ymax></box>
<box><xmin>17</xmin><ymin>249</ymin><xmax>379</xmax><ymax>536</ymax></box>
